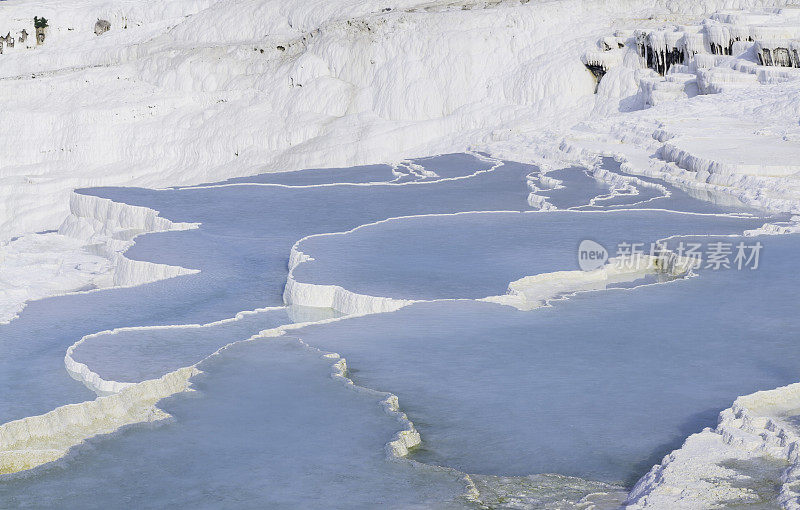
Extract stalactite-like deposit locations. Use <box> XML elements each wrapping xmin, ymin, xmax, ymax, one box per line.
<box><xmin>584</xmin><ymin>8</ymin><xmax>800</xmax><ymax>97</ymax></box>
<box><xmin>756</xmin><ymin>40</ymin><xmax>800</xmax><ymax>67</ymax></box>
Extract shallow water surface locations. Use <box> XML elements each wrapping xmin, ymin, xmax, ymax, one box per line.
<box><xmin>289</xmin><ymin>232</ymin><xmax>800</xmax><ymax>485</ymax></box>
<box><xmin>0</xmin><ymin>154</ymin><xmax>791</xmax><ymax>508</ymax></box>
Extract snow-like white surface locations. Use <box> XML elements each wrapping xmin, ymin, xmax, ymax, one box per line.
<box><xmin>483</xmin><ymin>254</ymin><xmax>685</xmax><ymax>310</ymax></box>
<box><xmin>627</xmin><ymin>382</ymin><xmax>800</xmax><ymax>509</ymax></box>
<box><xmin>0</xmin><ymin>155</ymin><xmax>792</xmax><ymax>508</ymax></box>
<box><xmin>0</xmin><ymin>366</ymin><xmax>197</xmax><ymax>475</ymax></box>
<box><xmin>5</xmin><ymin>0</ymin><xmax>800</xmax><ymax>507</ymax></box>
<box><xmin>0</xmin><ymin>0</ymin><xmax>794</xmax><ymax>319</ymax></box>
<box><xmin>2</xmin><ymin>151</ymin><xmax>770</xmax><ymax>507</ymax></box>
<box><xmin>0</xmin><ymin>191</ymin><xmax>197</xmax><ymax>324</ymax></box>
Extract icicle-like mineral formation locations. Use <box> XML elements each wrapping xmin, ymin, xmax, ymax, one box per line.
<box><xmin>584</xmin><ymin>7</ymin><xmax>800</xmax><ymax>98</ymax></box>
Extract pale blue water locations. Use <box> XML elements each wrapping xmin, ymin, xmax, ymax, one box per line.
<box><xmin>0</xmin><ymin>153</ymin><xmax>793</xmax><ymax>508</ymax></box>
<box><xmin>0</xmin><ymin>338</ymin><xmax>469</xmax><ymax>509</ymax></box>
<box><xmin>0</xmin><ymin>153</ymin><xmax>530</xmax><ymax>424</ymax></box>
<box><xmin>292</xmin><ymin>210</ymin><xmax>767</xmax><ymax>300</ymax></box>
<box><xmin>86</xmin><ymin>157</ymin><xmax>538</xmax><ymax>312</ymax></box>
<box><xmin>72</xmin><ymin>308</ymin><xmax>291</xmax><ymax>384</ymax></box>
<box><xmin>287</xmin><ymin>231</ymin><xmax>800</xmax><ymax>485</ymax></box>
